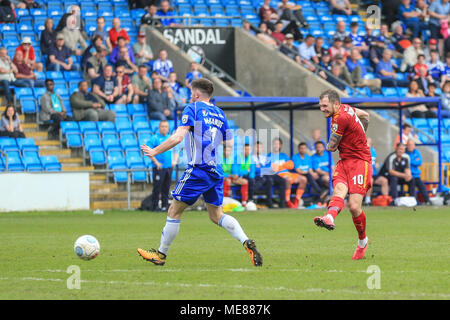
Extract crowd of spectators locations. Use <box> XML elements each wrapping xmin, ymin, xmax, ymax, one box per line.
<box><xmin>244</xmin><ymin>0</ymin><xmax>450</xmax><ymax>117</ymax></box>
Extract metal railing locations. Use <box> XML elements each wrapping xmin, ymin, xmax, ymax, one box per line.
<box><xmin>0</xmin><ymin>150</ymin><xmax>7</xmax><ymax>171</ymax></box>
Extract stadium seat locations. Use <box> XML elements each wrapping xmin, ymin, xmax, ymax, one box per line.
<box><xmin>16</xmin><ymin>138</ymin><xmax>39</xmax><ymax>154</ymax></box>
<box><xmin>103</xmin><ymin>134</ymin><xmax>122</xmax><ymax>152</ymax></box>
<box><xmin>22</xmin><ymin>155</ymin><xmax>43</xmax><ymax>172</ymax></box>
<box><xmin>115</xmin><ymin>117</ymin><xmax>133</xmax><ymax>135</ymax></box>
<box><xmin>21</xmin><ymin>98</ymin><xmax>37</xmax><ymax>114</ymax></box>
<box><xmin>79</xmin><ymin>121</ymin><xmax>99</xmax><ymax>135</ymax></box>
<box><xmin>97</xmin><ymin>121</ymin><xmax>117</xmax><ymax>136</ymax></box>
<box><xmin>110</xmin><ymin>104</ymin><xmax>128</xmax><ymax>116</ymax></box>
<box><xmin>120</xmin><ymin>133</ymin><xmax>139</xmax><ymax>151</ymax></box>
<box><xmin>40</xmin><ymin>155</ymin><xmax>61</xmax><ymax>171</ymax></box>
<box><xmin>126</xmin><ymin>153</ymin><xmax>147</xmax><ymax>183</ymax></box>
<box><xmin>5</xmin><ymin>151</ymin><xmax>25</xmax><ymax>172</ymax></box>
<box><xmin>0</xmin><ymin>139</ymin><xmax>19</xmax><ymax>152</ymax></box>
<box><xmin>89</xmin><ymin>149</ymin><xmax>107</xmax><ymax>166</ymax></box>
<box><xmin>83</xmin><ymin>134</ymin><xmax>103</xmax><ymax>153</ymax></box>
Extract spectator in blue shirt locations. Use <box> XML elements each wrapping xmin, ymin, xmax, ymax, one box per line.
<box><xmin>441</xmin><ymin>80</ymin><xmax>450</xmax><ymax>117</ymax></box>
<box><xmin>398</xmin><ymin>0</ymin><xmax>429</xmax><ymax>38</ymax></box>
<box><xmin>311</xmin><ymin>141</ymin><xmax>333</xmax><ymax>190</ymax></box>
<box><xmin>376</xmin><ymin>49</ymin><xmax>398</xmax><ymax>87</ymax></box>
<box><xmin>149</xmin><ymin>120</ymin><xmax>179</xmax><ymax>211</ymax></box>
<box><xmin>157</xmin><ymin>0</ymin><xmax>176</xmax><ymax>27</ymax></box>
<box><xmin>428</xmin><ymin>50</ymin><xmax>445</xmax><ymax>82</ymax></box>
<box><xmin>292</xmin><ymin>142</ymin><xmax>321</xmax><ymax>193</ymax></box>
<box><xmin>346</xmin><ymin>48</ymin><xmax>381</xmax><ymax>90</ymax></box>
<box><xmin>428</xmin><ymin>0</ymin><xmax>450</xmax><ymax>40</ymax></box>
<box><xmin>406</xmin><ymin>139</ymin><xmax>431</xmax><ymax>204</ymax></box>
<box><xmin>349</xmin><ymin>22</ymin><xmax>369</xmax><ymax>55</ymax></box>
<box><xmin>153</xmin><ymin>49</ymin><xmax>174</xmax><ymax>81</ymax></box>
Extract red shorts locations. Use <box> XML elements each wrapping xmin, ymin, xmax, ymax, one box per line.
<box><xmin>333</xmin><ymin>159</ymin><xmax>373</xmax><ymax>196</ymax></box>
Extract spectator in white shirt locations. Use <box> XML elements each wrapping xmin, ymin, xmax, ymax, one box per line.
<box><xmin>298</xmin><ymin>35</ymin><xmax>319</xmax><ymax>71</ymax></box>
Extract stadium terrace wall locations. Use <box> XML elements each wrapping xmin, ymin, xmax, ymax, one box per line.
<box><xmin>144</xmin><ymin>26</ymin><xmax>238</xmax><ymax>97</ymax></box>
<box><xmin>0</xmin><ymin>172</ymin><xmax>90</xmax><ymax>212</ymax></box>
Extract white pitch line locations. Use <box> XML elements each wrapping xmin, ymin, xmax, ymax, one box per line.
<box><xmin>1</xmin><ymin>276</ymin><xmax>449</xmax><ymax>299</ymax></box>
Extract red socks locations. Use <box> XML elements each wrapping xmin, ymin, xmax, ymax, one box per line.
<box><xmin>327</xmin><ymin>196</ymin><xmax>345</xmax><ymax>219</ymax></box>
<box><xmin>223</xmin><ymin>179</ymin><xmax>231</xmax><ymax>197</ymax></box>
<box><xmin>241</xmin><ymin>183</ymin><xmax>248</xmax><ymax>204</ymax></box>
<box><xmin>352</xmin><ymin>211</ymin><xmax>367</xmax><ymax>240</ymax></box>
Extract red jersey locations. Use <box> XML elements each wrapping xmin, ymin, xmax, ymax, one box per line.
<box><xmin>331</xmin><ymin>104</ymin><xmax>371</xmax><ymax>162</ymax></box>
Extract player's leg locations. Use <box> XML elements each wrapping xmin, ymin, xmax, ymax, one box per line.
<box><xmin>348</xmin><ymin>193</ymin><xmax>369</xmax><ymax>260</ymax></box>
<box><xmin>137</xmin><ymin>200</ymin><xmax>188</xmax><ymax>265</ymax></box>
<box><xmin>204</xmin><ymin>179</ymin><xmax>263</xmax><ymax>267</ymax></box>
<box><xmin>293</xmin><ymin>174</ymin><xmax>307</xmax><ymax>208</ymax></box>
<box><xmin>279</xmin><ymin>173</ymin><xmax>295</xmax><ymax>208</ymax></box>
<box><xmin>314</xmin><ymin>182</ymin><xmax>348</xmax><ymax>230</ymax></box>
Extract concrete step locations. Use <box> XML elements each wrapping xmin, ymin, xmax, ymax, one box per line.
<box><xmin>36</xmin><ymin>140</ymin><xmax>60</xmax><ymax>147</ymax></box>
<box><xmin>62</xmin><ymin>165</ymin><xmax>94</xmax><ymax>171</ymax></box>
<box><xmin>40</xmin><ymin>148</ymin><xmax>71</xmax><ymax>157</ymax></box>
<box><xmin>90</xmin><ymin>174</ymin><xmax>107</xmax><ymax>181</ymax></box>
<box><xmin>59</xmin><ymin>157</ymin><xmax>84</xmax><ymax>164</ymax></box>
<box><xmin>90</xmin><ymin>191</ymin><xmax>129</xmax><ymax>201</ymax></box>
<box><xmin>90</xmin><ymin>183</ymin><xmax>118</xmax><ymax>191</ymax></box>
<box><xmin>25</xmin><ymin>131</ymin><xmax>48</xmax><ymax>140</ymax></box>
<box><xmin>90</xmin><ymin>200</ymin><xmax>141</xmax><ymax>210</ymax></box>
<box><xmin>22</xmin><ymin>123</ymin><xmax>37</xmax><ymax>129</ymax></box>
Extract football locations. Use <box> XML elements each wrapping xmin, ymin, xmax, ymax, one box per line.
<box><xmin>74</xmin><ymin>235</ymin><xmax>100</xmax><ymax>260</ymax></box>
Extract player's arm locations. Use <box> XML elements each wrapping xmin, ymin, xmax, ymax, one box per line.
<box><xmin>326</xmin><ymin>132</ymin><xmax>342</xmax><ymax>152</ymax></box>
<box><xmin>354</xmin><ymin>107</ymin><xmax>370</xmax><ymax>132</ymax></box>
<box><xmin>141</xmin><ymin>126</ymin><xmax>190</xmax><ymax>158</ymax></box>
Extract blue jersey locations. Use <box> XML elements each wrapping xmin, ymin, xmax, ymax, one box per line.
<box><xmin>150</xmin><ymin>132</ymin><xmax>173</xmax><ymax>169</ymax></box>
<box><xmin>267</xmin><ymin>152</ymin><xmax>290</xmax><ymax>174</ymax></box>
<box><xmin>428</xmin><ymin>61</ymin><xmax>445</xmax><ymax>81</ymax></box>
<box><xmin>180</xmin><ymin>101</ymin><xmax>230</xmax><ymax>177</ymax></box>
<box><xmin>370</xmin><ymin>147</ymin><xmax>378</xmax><ymax>176</ymax></box>
<box><xmin>444</xmin><ymin>64</ymin><xmax>450</xmax><ymax>78</ymax></box>
<box><xmin>292</xmin><ymin>153</ymin><xmax>312</xmax><ymax>173</ymax></box>
<box><xmin>407</xmin><ymin>149</ymin><xmax>422</xmax><ymax>178</ymax></box>
<box><xmin>349</xmin><ymin>33</ymin><xmax>364</xmax><ymax>47</ymax></box>
<box><xmin>312</xmin><ymin>152</ymin><xmax>332</xmax><ymax>172</ymax></box>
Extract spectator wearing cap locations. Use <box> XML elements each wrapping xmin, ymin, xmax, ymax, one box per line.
<box><xmin>132</xmin><ymin>64</ymin><xmax>152</xmax><ymax>104</ymax></box>
<box><xmin>70</xmin><ymin>80</ymin><xmax>116</xmax><ymax>122</ymax></box>
<box><xmin>242</xmin><ymin>20</ymin><xmax>256</xmax><ymax>36</ymax></box>
<box><xmin>401</xmin><ymin>37</ymin><xmax>425</xmax><ymax>72</ymax></box>
<box><xmin>298</xmin><ymin>34</ymin><xmax>319</xmax><ymax>71</ymax></box>
<box><xmin>280</xmin><ymin>33</ymin><xmax>301</xmax><ymax>64</ymax></box>
<box><xmin>330</xmin><ymin>0</ymin><xmax>357</xmax><ymax>16</ymax></box>
<box><xmin>13</xmin><ymin>50</ymin><xmax>45</xmax><ymax>88</ymax></box>
<box><xmin>157</xmin><ymin>0</ymin><xmax>176</xmax><ymax>27</ymax></box>
<box><xmin>91</xmin><ymin>17</ymin><xmax>113</xmax><ymax>53</ymax></box>
<box><xmin>428</xmin><ymin>0</ymin><xmax>450</xmax><ymax>40</ymax></box>
<box><xmin>14</xmin><ymin>37</ymin><xmax>43</xmax><ymax>72</ymax></box>
<box><xmin>84</xmin><ymin>45</ymin><xmax>108</xmax><ymax>83</ymax></box>
<box><xmin>424</xmin><ymin>38</ymin><xmax>440</xmax><ymax>62</ymax></box>
<box><xmin>40</xmin><ymin>18</ymin><xmax>56</xmax><ymax>56</ymax></box>
<box><xmin>109</xmin><ymin>18</ymin><xmax>130</xmax><ymax>48</ymax></box>
<box><xmin>153</xmin><ymin>49</ymin><xmax>174</xmax><ymax>81</ymax></box>
<box><xmin>132</xmin><ymin>31</ymin><xmax>153</xmax><ymax>67</ymax></box>
<box><xmin>349</xmin><ymin>22</ymin><xmax>369</xmax><ymax>55</ymax></box>
<box><xmin>47</xmin><ymin>33</ymin><xmax>80</xmax><ymax>71</ymax></box>
<box><xmin>333</xmin><ymin>21</ymin><xmax>348</xmax><ymax>42</ymax></box>
<box><xmin>398</xmin><ymin>0</ymin><xmax>429</xmax><ymax>38</ymax></box>
<box><xmin>369</xmin><ymin>36</ymin><xmax>386</xmax><ymax>69</ymax></box>
<box><xmin>141</xmin><ymin>4</ymin><xmax>162</xmax><ymax>28</ymax></box>
<box><xmin>328</xmin><ymin>37</ymin><xmax>347</xmax><ymax>61</ymax></box>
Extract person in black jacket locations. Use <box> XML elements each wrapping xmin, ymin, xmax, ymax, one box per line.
<box><xmin>40</xmin><ymin>18</ymin><xmax>56</xmax><ymax>55</ymax></box>
<box><xmin>140</xmin><ymin>4</ymin><xmax>161</xmax><ymax>28</ymax></box>
<box><xmin>147</xmin><ymin>77</ymin><xmax>173</xmax><ymax>120</ymax></box>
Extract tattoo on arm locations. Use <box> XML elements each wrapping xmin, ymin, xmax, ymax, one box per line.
<box><xmin>360</xmin><ymin>117</ymin><xmax>369</xmax><ymax>132</ymax></box>
<box><xmin>327</xmin><ymin>133</ymin><xmax>342</xmax><ymax>152</ymax></box>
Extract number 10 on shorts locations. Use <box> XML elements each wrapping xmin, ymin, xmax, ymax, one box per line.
<box><xmin>352</xmin><ymin>174</ymin><xmax>364</xmax><ymax>185</ymax></box>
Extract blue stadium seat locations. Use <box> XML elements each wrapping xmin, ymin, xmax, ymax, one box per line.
<box><xmin>133</xmin><ymin>120</ymin><xmax>151</xmax><ymax>134</ymax></box>
<box><xmin>0</xmin><ymin>139</ymin><xmax>19</xmax><ymax>152</ymax></box>
<box><xmin>381</xmin><ymin>87</ymin><xmax>398</xmax><ymax>97</ymax></box>
<box><xmin>107</xmin><ymin>153</ymin><xmax>128</xmax><ymax>183</ymax></box>
<box><xmin>411</xmin><ymin>118</ymin><xmax>430</xmax><ymax>131</ymax></box>
<box><xmin>5</xmin><ymin>151</ymin><xmax>25</xmax><ymax>172</ymax></box>
<box><xmin>97</xmin><ymin>121</ymin><xmax>117</xmax><ymax>136</ymax></box>
<box><xmin>103</xmin><ymin>134</ymin><xmax>122</xmax><ymax>152</ymax></box>
<box><xmin>89</xmin><ymin>149</ymin><xmax>107</xmax><ymax>166</ymax></box>
<box><xmin>115</xmin><ymin>117</ymin><xmax>133</xmax><ymax>135</ymax></box>
<box><xmin>126</xmin><ymin>153</ymin><xmax>147</xmax><ymax>183</ymax></box>
<box><xmin>83</xmin><ymin>134</ymin><xmax>103</xmax><ymax>152</ymax></box>
<box><xmin>46</xmin><ymin>71</ymin><xmax>64</xmax><ymax>80</ymax></box>
<box><xmin>120</xmin><ymin>133</ymin><xmax>139</xmax><ymax>151</ymax></box>
<box><xmin>22</xmin><ymin>155</ymin><xmax>43</xmax><ymax>172</ymax></box>
<box><xmin>79</xmin><ymin>121</ymin><xmax>100</xmax><ymax>135</ymax></box>
<box><xmin>138</xmin><ymin>132</ymin><xmax>153</xmax><ymax>146</ymax></box>
<box><xmin>17</xmin><ymin>138</ymin><xmax>39</xmax><ymax>154</ymax></box>
<box><xmin>21</xmin><ymin>98</ymin><xmax>37</xmax><ymax>114</ymax></box>
<box><xmin>40</xmin><ymin>155</ymin><xmax>62</xmax><ymax>171</ymax></box>
<box><xmin>110</xmin><ymin>104</ymin><xmax>128</xmax><ymax>116</ymax></box>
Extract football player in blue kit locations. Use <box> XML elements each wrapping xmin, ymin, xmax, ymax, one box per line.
<box><xmin>137</xmin><ymin>78</ymin><xmax>263</xmax><ymax>267</ymax></box>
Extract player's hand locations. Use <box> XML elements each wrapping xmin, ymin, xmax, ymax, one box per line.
<box><xmin>141</xmin><ymin>144</ymin><xmax>156</xmax><ymax>158</ymax></box>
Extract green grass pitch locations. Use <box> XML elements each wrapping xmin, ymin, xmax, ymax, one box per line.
<box><xmin>0</xmin><ymin>207</ymin><xmax>448</xmax><ymax>300</ymax></box>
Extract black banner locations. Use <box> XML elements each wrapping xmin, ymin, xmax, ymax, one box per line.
<box><xmin>158</xmin><ymin>27</ymin><xmax>236</xmax><ymax>78</ymax></box>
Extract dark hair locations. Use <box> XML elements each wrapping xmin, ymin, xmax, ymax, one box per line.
<box><xmin>3</xmin><ymin>104</ymin><xmax>17</xmax><ymax>121</ymax></box>
<box><xmin>319</xmin><ymin>89</ymin><xmax>341</xmax><ymax>105</ymax></box>
<box><xmin>305</xmin><ymin>34</ymin><xmax>314</xmax><ymax>39</ymax></box>
<box><xmin>78</xmin><ymin>80</ymin><xmax>87</xmax><ymax>88</ymax></box>
<box><xmin>273</xmin><ymin>137</ymin><xmax>283</xmax><ymax>145</ymax></box>
<box><xmin>138</xmin><ymin>64</ymin><xmax>148</xmax><ymax>69</ymax></box>
<box><xmin>191</xmin><ymin>78</ymin><xmax>214</xmax><ymax>97</ymax></box>
<box><xmin>315</xmin><ymin>140</ymin><xmax>325</xmax><ymax>147</ymax></box>
<box><xmin>417</xmin><ymin>54</ymin><xmax>425</xmax><ymax>59</ymax></box>
<box><xmin>92</xmin><ymin>35</ymin><xmax>103</xmax><ymax>44</ymax></box>
<box><xmin>396</xmin><ymin>142</ymin><xmax>406</xmax><ymax>148</ymax></box>
<box><xmin>403</xmin><ymin>123</ymin><xmax>412</xmax><ymax>129</ymax></box>
<box><xmin>298</xmin><ymin>142</ymin><xmax>307</xmax><ymax>148</ymax></box>
<box><xmin>117</xmin><ymin>36</ymin><xmax>126</xmax><ymax>42</ymax></box>
<box><xmin>45</xmin><ymin>79</ymin><xmax>54</xmax><ymax>86</ymax></box>
<box><xmin>350</xmin><ymin>21</ymin><xmax>358</xmax><ymax>28</ymax></box>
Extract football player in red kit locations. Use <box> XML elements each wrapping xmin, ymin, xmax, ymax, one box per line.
<box><xmin>313</xmin><ymin>89</ymin><xmax>372</xmax><ymax>260</ymax></box>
